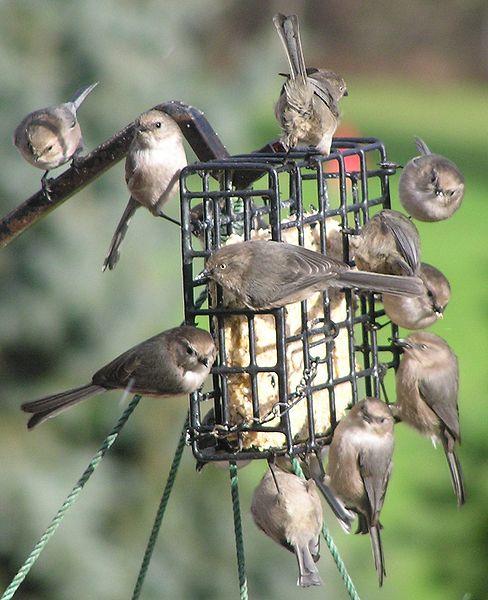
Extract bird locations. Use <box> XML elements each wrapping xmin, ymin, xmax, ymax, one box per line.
<box><xmin>326</xmin><ymin>397</ymin><xmax>395</xmax><ymax>586</ymax></box>
<box><xmin>13</xmin><ymin>82</ymin><xmax>98</xmax><ymax>196</ymax></box>
<box><xmin>399</xmin><ymin>137</ymin><xmax>465</xmax><ymax>222</ymax></box>
<box><xmin>21</xmin><ymin>326</ymin><xmax>216</xmax><ymax>429</ymax></box>
<box><xmin>383</xmin><ymin>262</ymin><xmax>451</xmax><ymax>330</ymax></box>
<box><xmin>273</xmin><ymin>13</ymin><xmax>347</xmax><ymax>155</ymax></box>
<box><xmin>195</xmin><ymin>239</ymin><xmax>424</xmax><ymax>310</ymax></box>
<box><xmin>350</xmin><ymin>209</ymin><xmax>421</xmax><ymax>276</ymax></box>
<box><xmin>251</xmin><ymin>466</ymin><xmax>323</xmax><ymax>587</ymax></box>
<box><xmin>103</xmin><ymin>110</ymin><xmax>187</xmax><ymax>271</ymax></box>
<box><xmin>393</xmin><ymin>332</ymin><xmax>465</xmax><ymax>505</ymax></box>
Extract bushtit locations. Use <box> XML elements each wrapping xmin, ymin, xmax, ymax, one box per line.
<box><xmin>196</xmin><ymin>239</ymin><xmax>424</xmax><ymax>310</ymax></box>
<box><xmin>195</xmin><ymin>407</ymin><xmax>251</xmax><ymax>471</ymax></box>
<box><xmin>21</xmin><ymin>326</ymin><xmax>216</xmax><ymax>429</ymax></box>
<box><xmin>351</xmin><ymin>209</ymin><xmax>421</xmax><ymax>276</ymax></box>
<box><xmin>13</xmin><ymin>82</ymin><xmax>98</xmax><ymax>194</ymax></box>
<box><xmin>383</xmin><ymin>262</ymin><xmax>451</xmax><ymax>330</ymax></box>
<box><xmin>251</xmin><ymin>466</ymin><xmax>323</xmax><ymax>587</ymax></box>
<box><xmin>273</xmin><ymin>14</ymin><xmax>347</xmax><ymax>155</ymax></box>
<box><xmin>326</xmin><ymin>398</ymin><xmax>395</xmax><ymax>586</ymax></box>
<box><xmin>103</xmin><ymin>110</ymin><xmax>187</xmax><ymax>271</ymax></box>
<box><xmin>399</xmin><ymin>137</ymin><xmax>465</xmax><ymax>222</ymax></box>
<box><xmin>393</xmin><ymin>332</ymin><xmax>465</xmax><ymax>505</ymax></box>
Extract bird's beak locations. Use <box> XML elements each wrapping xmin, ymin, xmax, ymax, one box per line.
<box><xmin>390</xmin><ymin>338</ymin><xmax>411</xmax><ymax>349</ymax></box>
<box><xmin>194</xmin><ymin>268</ymin><xmax>210</xmax><ymax>284</ymax></box>
<box><xmin>343</xmin><ymin>89</ymin><xmax>349</xmax><ymax>97</ymax></box>
<box><xmin>434</xmin><ymin>306</ymin><xmax>444</xmax><ymax>318</ymax></box>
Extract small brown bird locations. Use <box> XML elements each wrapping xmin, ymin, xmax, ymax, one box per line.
<box><xmin>21</xmin><ymin>326</ymin><xmax>216</xmax><ymax>429</ymax></box>
<box><xmin>196</xmin><ymin>240</ymin><xmax>424</xmax><ymax>310</ymax></box>
<box><xmin>383</xmin><ymin>262</ymin><xmax>451</xmax><ymax>330</ymax></box>
<box><xmin>351</xmin><ymin>209</ymin><xmax>421</xmax><ymax>276</ymax></box>
<box><xmin>251</xmin><ymin>467</ymin><xmax>323</xmax><ymax>587</ymax></box>
<box><xmin>273</xmin><ymin>14</ymin><xmax>347</xmax><ymax>155</ymax></box>
<box><xmin>399</xmin><ymin>137</ymin><xmax>465</xmax><ymax>222</ymax></box>
<box><xmin>103</xmin><ymin>110</ymin><xmax>187</xmax><ymax>270</ymax></box>
<box><xmin>327</xmin><ymin>398</ymin><xmax>395</xmax><ymax>586</ymax></box>
<box><xmin>393</xmin><ymin>332</ymin><xmax>465</xmax><ymax>505</ymax></box>
<box><xmin>13</xmin><ymin>82</ymin><xmax>98</xmax><ymax>193</ymax></box>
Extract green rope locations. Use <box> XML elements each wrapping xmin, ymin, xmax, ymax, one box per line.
<box><xmin>131</xmin><ymin>414</ymin><xmax>189</xmax><ymax>600</ymax></box>
<box><xmin>1</xmin><ymin>394</ymin><xmax>141</xmax><ymax>600</ymax></box>
<box><xmin>229</xmin><ymin>462</ymin><xmax>248</xmax><ymax>600</ymax></box>
<box><xmin>290</xmin><ymin>458</ymin><xmax>361</xmax><ymax>600</ymax></box>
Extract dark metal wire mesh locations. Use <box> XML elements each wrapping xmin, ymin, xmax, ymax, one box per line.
<box><xmin>180</xmin><ymin>138</ymin><xmax>400</xmax><ymax>463</ymax></box>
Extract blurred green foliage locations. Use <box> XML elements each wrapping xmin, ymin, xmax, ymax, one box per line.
<box><xmin>0</xmin><ymin>2</ymin><xmax>487</xmax><ymax>599</ymax></box>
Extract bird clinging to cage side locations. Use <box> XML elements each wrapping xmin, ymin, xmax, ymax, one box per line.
<box><xmin>273</xmin><ymin>13</ymin><xmax>348</xmax><ymax>155</ymax></box>
<box><xmin>399</xmin><ymin>137</ymin><xmax>465</xmax><ymax>222</ymax></box>
<box><xmin>350</xmin><ymin>209</ymin><xmax>421</xmax><ymax>276</ymax></box>
<box><xmin>13</xmin><ymin>82</ymin><xmax>98</xmax><ymax>197</ymax></box>
<box><xmin>195</xmin><ymin>239</ymin><xmax>424</xmax><ymax>310</ymax></box>
<box><xmin>326</xmin><ymin>397</ymin><xmax>395</xmax><ymax>586</ymax></box>
<box><xmin>21</xmin><ymin>326</ymin><xmax>216</xmax><ymax>429</ymax></box>
<box><xmin>383</xmin><ymin>262</ymin><xmax>451</xmax><ymax>330</ymax></box>
<box><xmin>393</xmin><ymin>332</ymin><xmax>465</xmax><ymax>506</ymax></box>
<box><xmin>103</xmin><ymin>110</ymin><xmax>187</xmax><ymax>271</ymax></box>
<box><xmin>251</xmin><ymin>466</ymin><xmax>324</xmax><ymax>587</ymax></box>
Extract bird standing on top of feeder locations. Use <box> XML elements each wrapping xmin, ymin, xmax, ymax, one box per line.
<box><xmin>393</xmin><ymin>332</ymin><xmax>465</xmax><ymax>506</ymax></box>
<box><xmin>103</xmin><ymin>109</ymin><xmax>187</xmax><ymax>271</ymax></box>
<box><xmin>251</xmin><ymin>466</ymin><xmax>324</xmax><ymax>587</ymax></box>
<box><xmin>13</xmin><ymin>82</ymin><xmax>98</xmax><ymax>197</ymax></box>
<box><xmin>273</xmin><ymin>13</ymin><xmax>348</xmax><ymax>155</ymax></box>
<box><xmin>399</xmin><ymin>137</ymin><xmax>465</xmax><ymax>222</ymax></box>
<box><xmin>21</xmin><ymin>326</ymin><xmax>216</xmax><ymax>429</ymax></box>
<box><xmin>326</xmin><ymin>397</ymin><xmax>395</xmax><ymax>586</ymax></box>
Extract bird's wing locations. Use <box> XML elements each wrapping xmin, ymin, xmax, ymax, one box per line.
<box><xmin>358</xmin><ymin>442</ymin><xmax>393</xmax><ymax>526</ymax></box>
<box><xmin>92</xmin><ymin>334</ymin><xmax>169</xmax><ymax>393</ymax></box>
<box><xmin>379</xmin><ymin>212</ymin><xmax>419</xmax><ymax>274</ymax></box>
<box><xmin>418</xmin><ymin>364</ymin><xmax>460</xmax><ymax>441</ymax></box>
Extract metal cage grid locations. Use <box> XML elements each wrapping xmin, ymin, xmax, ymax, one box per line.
<box><xmin>180</xmin><ymin>138</ymin><xmax>400</xmax><ymax>463</ymax></box>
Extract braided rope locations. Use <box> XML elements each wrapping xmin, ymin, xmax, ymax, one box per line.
<box><xmin>290</xmin><ymin>458</ymin><xmax>361</xmax><ymax>600</ymax></box>
<box><xmin>1</xmin><ymin>395</ymin><xmax>141</xmax><ymax>600</ymax></box>
<box><xmin>229</xmin><ymin>463</ymin><xmax>249</xmax><ymax>600</ymax></box>
<box><xmin>131</xmin><ymin>414</ymin><xmax>189</xmax><ymax>600</ymax></box>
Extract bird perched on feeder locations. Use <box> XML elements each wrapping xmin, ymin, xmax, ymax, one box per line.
<box><xmin>21</xmin><ymin>326</ymin><xmax>216</xmax><ymax>429</ymax></box>
<box><xmin>350</xmin><ymin>209</ymin><xmax>421</xmax><ymax>276</ymax></box>
<box><xmin>393</xmin><ymin>332</ymin><xmax>465</xmax><ymax>506</ymax></box>
<box><xmin>273</xmin><ymin>13</ymin><xmax>348</xmax><ymax>155</ymax></box>
<box><xmin>13</xmin><ymin>82</ymin><xmax>98</xmax><ymax>196</ymax></box>
<box><xmin>326</xmin><ymin>397</ymin><xmax>395</xmax><ymax>586</ymax></box>
<box><xmin>251</xmin><ymin>466</ymin><xmax>324</xmax><ymax>587</ymax></box>
<box><xmin>383</xmin><ymin>262</ymin><xmax>451</xmax><ymax>330</ymax></box>
<box><xmin>195</xmin><ymin>239</ymin><xmax>424</xmax><ymax>310</ymax></box>
<box><xmin>103</xmin><ymin>109</ymin><xmax>187</xmax><ymax>271</ymax></box>
<box><xmin>399</xmin><ymin>137</ymin><xmax>465</xmax><ymax>222</ymax></box>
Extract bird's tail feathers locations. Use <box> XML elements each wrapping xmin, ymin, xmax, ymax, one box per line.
<box><xmin>295</xmin><ymin>543</ymin><xmax>323</xmax><ymax>587</ymax></box>
<box><xmin>444</xmin><ymin>446</ymin><xmax>466</xmax><ymax>506</ymax></box>
<box><xmin>273</xmin><ymin>14</ymin><xmax>307</xmax><ymax>81</ymax></box>
<box><xmin>370</xmin><ymin>524</ymin><xmax>386</xmax><ymax>587</ymax></box>
<box><xmin>337</xmin><ymin>270</ymin><xmax>424</xmax><ymax>297</ymax></box>
<box><xmin>102</xmin><ymin>197</ymin><xmax>139</xmax><ymax>271</ymax></box>
<box><xmin>21</xmin><ymin>384</ymin><xmax>104</xmax><ymax>429</ymax></box>
<box><xmin>414</xmin><ymin>136</ymin><xmax>432</xmax><ymax>156</ymax></box>
<box><xmin>69</xmin><ymin>82</ymin><xmax>99</xmax><ymax>111</ymax></box>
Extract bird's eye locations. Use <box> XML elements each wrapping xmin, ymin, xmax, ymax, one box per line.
<box><xmin>426</xmin><ymin>289</ymin><xmax>434</xmax><ymax>299</ymax></box>
<box><xmin>219</xmin><ymin>263</ymin><xmax>227</xmax><ymax>270</ymax></box>
<box><xmin>186</xmin><ymin>346</ymin><xmax>195</xmax><ymax>355</ymax></box>
<box><xmin>155</xmin><ymin>122</ymin><xmax>162</xmax><ymax>128</ymax></box>
<box><xmin>430</xmin><ymin>172</ymin><xmax>437</xmax><ymax>184</ymax></box>
<box><xmin>70</xmin><ymin>120</ymin><xmax>76</xmax><ymax>129</ymax></box>
<box><xmin>47</xmin><ymin>145</ymin><xmax>53</xmax><ymax>152</ymax></box>
<box><xmin>420</xmin><ymin>344</ymin><xmax>428</xmax><ymax>350</ymax></box>
<box><xmin>380</xmin><ymin>417</ymin><xmax>386</xmax><ymax>423</ymax></box>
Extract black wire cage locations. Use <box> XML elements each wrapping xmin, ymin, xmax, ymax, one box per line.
<box><xmin>181</xmin><ymin>139</ymin><xmax>400</xmax><ymax>464</ymax></box>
